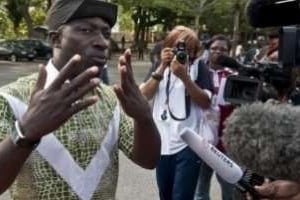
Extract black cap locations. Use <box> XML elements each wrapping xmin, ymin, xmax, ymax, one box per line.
<box><xmin>46</xmin><ymin>0</ymin><xmax>118</xmax><ymax>31</ymax></box>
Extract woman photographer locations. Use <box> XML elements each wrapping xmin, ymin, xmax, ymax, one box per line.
<box><xmin>140</xmin><ymin>26</ymin><xmax>213</xmax><ymax>200</ymax></box>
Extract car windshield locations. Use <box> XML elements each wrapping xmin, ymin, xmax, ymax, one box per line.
<box><xmin>0</xmin><ymin>42</ymin><xmax>10</xmax><ymax>48</ymax></box>
<box><xmin>0</xmin><ymin>47</ymin><xmax>8</xmax><ymax>50</ymax></box>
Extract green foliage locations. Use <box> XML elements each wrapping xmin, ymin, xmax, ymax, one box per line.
<box><xmin>113</xmin><ymin>0</ymin><xmax>252</xmax><ymax>32</ymax></box>
<box><xmin>30</xmin><ymin>4</ymin><xmax>47</xmax><ymax>26</ymax></box>
<box><xmin>0</xmin><ymin>0</ymin><xmax>47</xmax><ymax>38</ymax></box>
<box><xmin>0</xmin><ymin>0</ymin><xmax>257</xmax><ymax>43</ymax></box>
<box><xmin>0</xmin><ymin>7</ymin><xmax>16</xmax><ymax>39</ymax></box>
<box><xmin>5</xmin><ymin>0</ymin><xmax>23</xmax><ymax>30</ymax></box>
<box><xmin>197</xmin><ymin>0</ymin><xmax>252</xmax><ymax>35</ymax></box>
<box><xmin>118</xmin><ymin>10</ymin><xmax>134</xmax><ymax>32</ymax></box>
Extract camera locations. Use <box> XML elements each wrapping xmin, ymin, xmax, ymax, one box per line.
<box><xmin>173</xmin><ymin>40</ymin><xmax>188</xmax><ymax>64</ymax></box>
<box><xmin>224</xmin><ymin>26</ymin><xmax>300</xmax><ymax>105</ymax></box>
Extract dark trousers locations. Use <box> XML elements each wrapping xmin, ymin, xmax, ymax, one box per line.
<box><xmin>156</xmin><ymin>147</ymin><xmax>200</xmax><ymax>200</ymax></box>
<box><xmin>195</xmin><ymin>161</ymin><xmax>234</xmax><ymax>200</ymax></box>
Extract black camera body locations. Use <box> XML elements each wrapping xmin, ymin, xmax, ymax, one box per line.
<box><xmin>173</xmin><ymin>40</ymin><xmax>188</xmax><ymax>64</ymax></box>
<box><xmin>224</xmin><ymin>62</ymin><xmax>290</xmax><ymax>105</ymax></box>
<box><xmin>224</xmin><ymin>26</ymin><xmax>300</xmax><ymax>105</ymax></box>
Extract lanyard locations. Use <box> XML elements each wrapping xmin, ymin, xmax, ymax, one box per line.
<box><xmin>161</xmin><ymin>69</ymin><xmax>191</xmax><ymax>121</ymax></box>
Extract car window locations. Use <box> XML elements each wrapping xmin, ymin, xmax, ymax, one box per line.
<box><xmin>0</xmin><ymin>42</ymin><xmax>9</xmax><ymax>48</ymax></box>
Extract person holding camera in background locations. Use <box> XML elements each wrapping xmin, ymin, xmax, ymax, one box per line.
<box><xmin>140</xmin><ymin>26</ymin><xmax>213</xmax><ymax>200</ymax></box>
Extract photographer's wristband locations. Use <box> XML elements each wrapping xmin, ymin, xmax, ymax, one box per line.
<box><xmin>151</xmin><ymin>72</ymin><xmax>163</xmax><ymax>81</ymax></box>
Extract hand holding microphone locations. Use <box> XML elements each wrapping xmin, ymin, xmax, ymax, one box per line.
<box><xmin>254</xmin><ymin>180</ymin><xmax>300</xmax><ymax>200</ymax></box>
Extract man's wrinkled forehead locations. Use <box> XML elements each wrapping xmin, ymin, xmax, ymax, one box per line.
<box><xmin>63</xmin><ymin>16</ymin><xmax>111</xmax><ymax>30</ymax></box>
<box><xmin>46</xmin><ymin>0</ymin><xmax>117</xmax><ymax>31</ymax></box>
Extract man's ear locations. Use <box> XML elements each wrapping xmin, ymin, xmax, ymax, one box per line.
<box><xmin>49</xmin><ymin>31</ymin><xmax>62</xmax><ymax>49</ymax></box>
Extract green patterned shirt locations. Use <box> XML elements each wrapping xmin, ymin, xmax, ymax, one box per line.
<box><xmin>0</xmin><ymin>74</ymin><xmax>134</xmax><ymax>200</ymax></box>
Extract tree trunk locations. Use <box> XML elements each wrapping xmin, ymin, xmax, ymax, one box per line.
<box><xmin>231</xmin><ymin>8</ymin><xmax>240</xmax><ymax>58</ymax></box>
<box><xmin>132</xmin><ymin>6</ymin><xmax>142</xmax><ymax>48</ymax></box>
<box><xmin>13</xmin><ymin>26</ymin><xmax>19</xmax><ymax>36</ymax></box>
<box><xmin>140</xmin><ymin>25</ymin><xmax>146</xmax><ymax>46</ymax></box>
<box><xmin>133</xmin><ymin>23</ymin><xmax>139</xmax><ymax>47</ymax></box>
<box><xmin>140</xmin><ymin>9</ymin><xmax>146</xmax><ymax>43</ymax></box>
<box><xmin>47</xmin><ymin>0</ymin><xmax>52</xmax><ymax>10</ymax></box>
<box><xmin>194</xmin><ymin>15</ymin><xmax>200</xmax><ymax>37</ymax></box>
<box><xmin>23</xmin><ymin>7</ymin><xmax>34</xmax><ymax>38</ymax></box>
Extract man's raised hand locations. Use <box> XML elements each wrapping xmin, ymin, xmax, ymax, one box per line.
<box><xmin>114</xmin><ymin>49</ymin><xmax>151</xmax><ymax>120</ymax></box>
<box><xmin>20</xmin><ymin>55</ymin><xmax>100</xmax><ymax>140</ymax></box>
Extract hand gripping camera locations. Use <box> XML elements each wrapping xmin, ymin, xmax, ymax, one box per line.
<box><xmin>172</xmin><ymin>40</ymin><xmax>188</xmax><ymax>64</ymax></box>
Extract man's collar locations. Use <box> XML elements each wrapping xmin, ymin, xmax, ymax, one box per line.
<box><xmin>44</xmin><ymin>60</ymin><xmax>108</xmax><ymax>88</ymax></box>
<box><xmin>209</xmin><ymin>67</ymin><xmax>235</xmax><ymax>74</ymax></box>
<box><xmin>45</xmin><ymin>60</ymin><xmax>59</xmax><ymax>89</ymax></box>
<box><xmin>209</xmin><ymin>67</ymin><xmax>223</xmax><ymax>73</ymax></box>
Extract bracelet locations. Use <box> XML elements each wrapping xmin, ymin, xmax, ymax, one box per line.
<box><xmin>151</xmin><ymin>72</ymin><xmax>163</xmax><ymax>81</ymax></box>
<box><xmin>11</xmin><ymin>121</ymin><xmax>41</xmax><ymax>149</ymax></box>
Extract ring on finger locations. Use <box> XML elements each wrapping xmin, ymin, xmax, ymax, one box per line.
<box><xmin>61</xmin><ymin>80</ymin><xmax>72</xmax><ymax>94</ymax></box>
<box><xmin>71</xmin><ymin>99</ymin><xmax>82</xmax><ymax>107</ymax></box>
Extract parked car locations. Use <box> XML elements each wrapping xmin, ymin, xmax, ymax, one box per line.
<box><xmin>0</xmin><ymin>46</ymin><xmax>13</xmax><ymax>60</ymax></box>
<box><xmin>18</xmin><ymin>39</ymin><xmax>52</xmax><ymax>60</ymax></box>
<box><xmin>0</xmin><ymin>40</ymin><xmax>37</xmax><ymax>62</ymax></box>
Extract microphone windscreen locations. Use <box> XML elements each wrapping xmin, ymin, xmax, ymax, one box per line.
<box><xmin>224</xmin><ymin>102</ymin><xmax>300</xmax><ymax>182</ymax></box>
<box><xmin>247</xmin><ymin>0</ymin><xmax>300</xmax><ymax>27</ymax></box>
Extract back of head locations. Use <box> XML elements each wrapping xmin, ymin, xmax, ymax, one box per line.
<box><xmin>265</xmin><ymin>27</ymin><xmax>279</xmax><ymax>39</ymax></box>
<box><xmin>46</xmin><ymin>0</ymin><xmax>118</xmax><ymax>31</ymax></box>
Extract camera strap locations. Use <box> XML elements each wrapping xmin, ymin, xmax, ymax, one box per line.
<box><xmin>164</xmin><ymin>70</ymin><xmax>191</xmax><ymax>121</ymax></box>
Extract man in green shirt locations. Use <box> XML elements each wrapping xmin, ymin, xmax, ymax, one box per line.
<box><xmin>0</xmin><ymin>0</ymin><xmax>161</xmax><ymax>199</ymax></box>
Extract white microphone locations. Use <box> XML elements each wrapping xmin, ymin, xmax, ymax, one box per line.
<box><xmin>181</xmin><ymin>127</ymin><xmax>243</xmax><ymax>183</ymax></box>
<box><xmin>180</xmin><ymin>127</ymin><xmax>265</xmax><ymax>198</ymax></box>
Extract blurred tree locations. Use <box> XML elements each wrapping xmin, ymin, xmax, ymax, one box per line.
<box><xmin>113</xmin><ymin>0</ymin><xmax>187</xmax><ymax>48</ymax></box>
<box><xmin>0</xmin><ymin>0</ymin><xmax>256</xmax><ymax>46</ymax></box>
<box><xmin>176</xmin><ymin>0</ymin><xmax>218</xmax><ymax>36</ymax></box>
<box><xmin>47</xmin><ymin>0</ymin><xmax>52</xmax><ymax>10</ymax></box>
<box><xmin>198</xmin><ymin>0</ymin><xmax>251</xmax><ymax>41</ymax></box>
<box><xmin>0</xmin><ymin>0</ymin><xmax>16</xmax><ymax>39</ymax></box>
<box><xmin>3</xmin><ymin>0</ymin><xmax>48</xmax><ymax>38</ymax></box>
<box><xmin>231</xmin><ymin>0</ymin><xmax>248</xmax><ymax>57</ymax></box>
<box><xmin>5</xmin><ymin>0</ymin><xmax>23</xmax><ymax>35</ymax></box>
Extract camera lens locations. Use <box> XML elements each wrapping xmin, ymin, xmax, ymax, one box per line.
<box><xmin>177</xmin><ymin>52</ymin><xmax>187</xmax><ymax>64</ymax></box>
